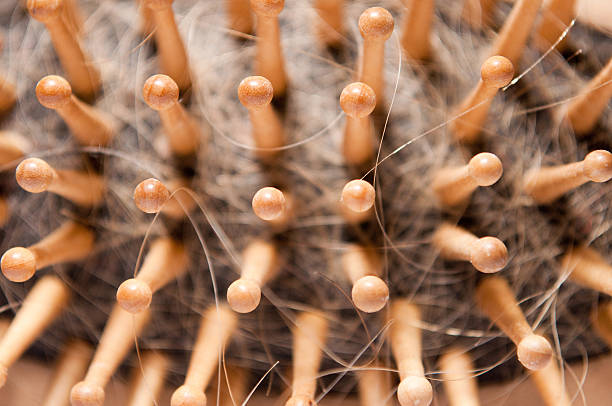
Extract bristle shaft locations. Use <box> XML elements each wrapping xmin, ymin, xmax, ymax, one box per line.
<box><xmin>183</xmin><ymin>306</ymin><xmax>237</xmax><ymax>390</ymax></box>
<box><xmin>400</xmin><ymin>0</ymin><xmax>434</xmax><ymax>61</ymax></box>
<box><xmin>150</xmin><ymin>5</ymin><xmax>192</xmax><ymax>92</ymax></box>
<box><xmin>358</xmin><ymin>367</ymin><xmax>392</xmax><ymax>406</ymax></box>
<box><xmin>38</xmin><ymin>14</ymin><xmax>100</xmax><ymax>100</ymax></box>
<box><xmin>462</xmin><ymin>0</ymin><xmax>496</xmax><ymax>28</ymax></box>
<box><xmin>432</xmin><ymin>223</ymin><xmax>477</xmax><ymax>262</ymax></box>
<box><xmin>255</xmin><ymin>16</ymin><xmax>287</xmax><ymax>95</ymax></box>
<box><xmin>42</xmin><ymin>340</ymin><xmax>92</xmax><ymax>406</ymax></box>
<box><xmin>126</xmin><ymin>352</ymin><xmax>169</xmax><ymax>406</ymax></box>
<box><xmin>0</xmin><ymin>276</ymin><xmax>70</xmax><ymax>375</ymax></box>
<box><xmin>489</xmin><ymin>0</ymin><xmax>544</xmax><ymax>66</ymax></box>
<box><xmin>48</xmin><ymin>168</ymin><xmax>105</xmax><ymax>206</ymax></box>
<box><xmin>62</xmin><ymin>0</ymin><xmax>84</xmax><ymax>35</ymax></box>
<box><xmin>451</xmin><ymin>80</ymin><xmax>498</xmax><ymax>143</ymax></box>
<box><xmin>389</xmin><ymin>300</ymin><xmax>424</xmax><ymax>379</ymax></box>
<box><xmin>439</xmin><ymin>348</ymin><xmax>480</xmax><ymax>406</ymax></box>
<box><xmin>0</xmin><ymin>133</ymin><xmax>24</xmax><ymax>166</ymax></box>
<box><xmin>432</xmin><ymin>166</ymin><xmax>475</xmax><ymax>206</ymax></box>
<box><xmin>314</xmin><ymin>0</ymin><xmax>343</xmax><ymax>47</ymax></box>
<box><xmin>361</xmin><ymin>39</ymin><xmax>385</xmax><ymax>102</ymax></box>
<box><xmin>0</xmin><ymin>76</ymin><xmax>16</xmax><ymax>114</ymax></box>
<box><xmin>227</xmin><ymin>0</ymin><xmax>253</xmax><ymax>34</ymax></box>
<box><xmin>567</xmin><ymin>57</ymin><xmax>612</xmax><ymax>135</ymax></box>
<box><xmin>561</xmin><ymin>245</ymin><xmax>612</xmax><ymax>296</ymax></box>
<box><xmin>530</xmin><ymin>358</ymin><xmax>572</xmax><ymax>406</ymax></box>
<box><xmin>476</xmin><ymin>277</ymin><xmax>531</xmax><ymax>344</ymax></box>
<box><xmin>524</xmin><ymin>162</ymin><xmax>586</xmax><ymax>204</ymax></box>
<box><xmin>241</xmin><ymin>239</ymin><xmax>278</xmax><ymax>285</ymax></box>
<box><xmin>343</xmin><ymin>116</ymin><xmax>373</xmax><ymax>165</ymax></box>
<box><xmin>139</xmin><ymin>238</ymin><xmax>187</xmax><ymax>291</ymax></box>
<box><xmin>29</xmin><ymin>221</ymin><xmax>94</xmax><ymax>270</ymax></box>
<box><xmin>248</xmin><ymin>105</ymin><xmax>284</xmax><ymax>155</ymax></box>
<box><xmin>289</xmin><ymin>311</ymin><xmax>328</xmax><ymax>402</ymax></box>
<box><xmin>56</xmin><ymin>96</ymin><xmax>115</xmax><ymax>146</ymax></box>
<box><xmin>83</xmin><ymin>306</ymin><xmax>151</xmax><ymax>387</ymax></box>
<box><xmin>536</xmin><ymin>0</ymin><xmax>576</xmax><ymax>51</ymax></box>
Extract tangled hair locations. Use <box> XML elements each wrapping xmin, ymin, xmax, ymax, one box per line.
<box><xmin>0</xmin><ymin>0</ymin><xmax>611</xmax><ymax>404</ymax></box>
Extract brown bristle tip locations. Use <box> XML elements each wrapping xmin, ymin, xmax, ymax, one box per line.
<box><xmin>481</xmin><ymin>56</ymin><xmax>514</xmax><ymax>88</ymax></box>
<box><xmin>116</xmin><ymin>278</ymin><xmax>153</xmax><ymax>314</ymax></box>
<box><xmin>517</xmin><ymin>334</ymin><xmax>553</xmax><ymax>370</ymax></box>
<box><xmin>352</xmin><ymin>275</ymin><xmax>389</xmax><ymax>313</ymax></box>
<box><xmin>36</xmin><ymin>75</ymin><xmax>72</xmax><ymax>109</ymax></box>
<box><xmin>249</xmin><ymin>0</ymin><xmax>284</xmax><ymax>17</ymax></box>
<box><xmin>238</xmin><ymin>76</ymin><xmax>274</xmax><ymax>109</ymax></box>
<box><xmin>70</xmin><ymin>381</ymin><xmax>105</xmax><ymax>406</ymax></box>
<box><xmin>359</xmin><ymin>7</ymin><xmax>394</xmax><ymax>40</ymax></box>
<box><xmin>142</xmin><ymin>74</ymin><xmax>180</xmax><ymax>111</ymax></box>
<box><xmin>0</xmin><ymin>247</ymin><xmax>36</xmax><ymax>282</ymax></box>
<box><xmin>583</xmin><ymin>150</ymin><xmax>612</xmax><ymax>182</ymax></box>
<box><xmin>397</xmin><ymin>376</ymin><xmax>433</xmax><ymax>406</ymax></box>
<box><xmin>15</xmin><ymin>157</ymin><xmax>54</xmax><ymax>193</ymax></box>
<box><xmin>170</xmin><ymin>384</ymin><xmax>207</xmax><ymax>406</ymax></box>
<box><xmin>27</xmin><ymin>0</ymin><xmax>63</xmax><ymax>21</ymax></box>
<box><xmin>470</xmin><ymin>236</ymin><xmax>508</xmax><ymax>273</ymax></box>
<box><xmin>468</xmin><ymin>152</ymin><xmax>503</xmax><ymax>186</ymax></box>
<box><xmin>341</xmin><ymin>179</ymin><xmax>375</xmax><ymax>213</ymax></box>
<box><xmin>133</xmin><ymin>178</ymin><xmax>171</xmax><ymax>213</ymax></box>
<box><xmin>227</xmin><ymin>279</ymin><xmax>262</xmax><ymax>313</ymax></box>
<box><xmin>252</xmin><ymin>186</ymin><xmax>285</xmax><ymax>221</ymax></box>
<box><xmin>340</xmin><ymin>82</ymin><xmax>376</xmax><ymax>118</ymax></box>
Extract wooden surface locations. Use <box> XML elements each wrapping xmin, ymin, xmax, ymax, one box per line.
<box><xmin>1</xmin><ymin>352</ymin><xmax>611</xmax><ymax>405</ymax></box>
